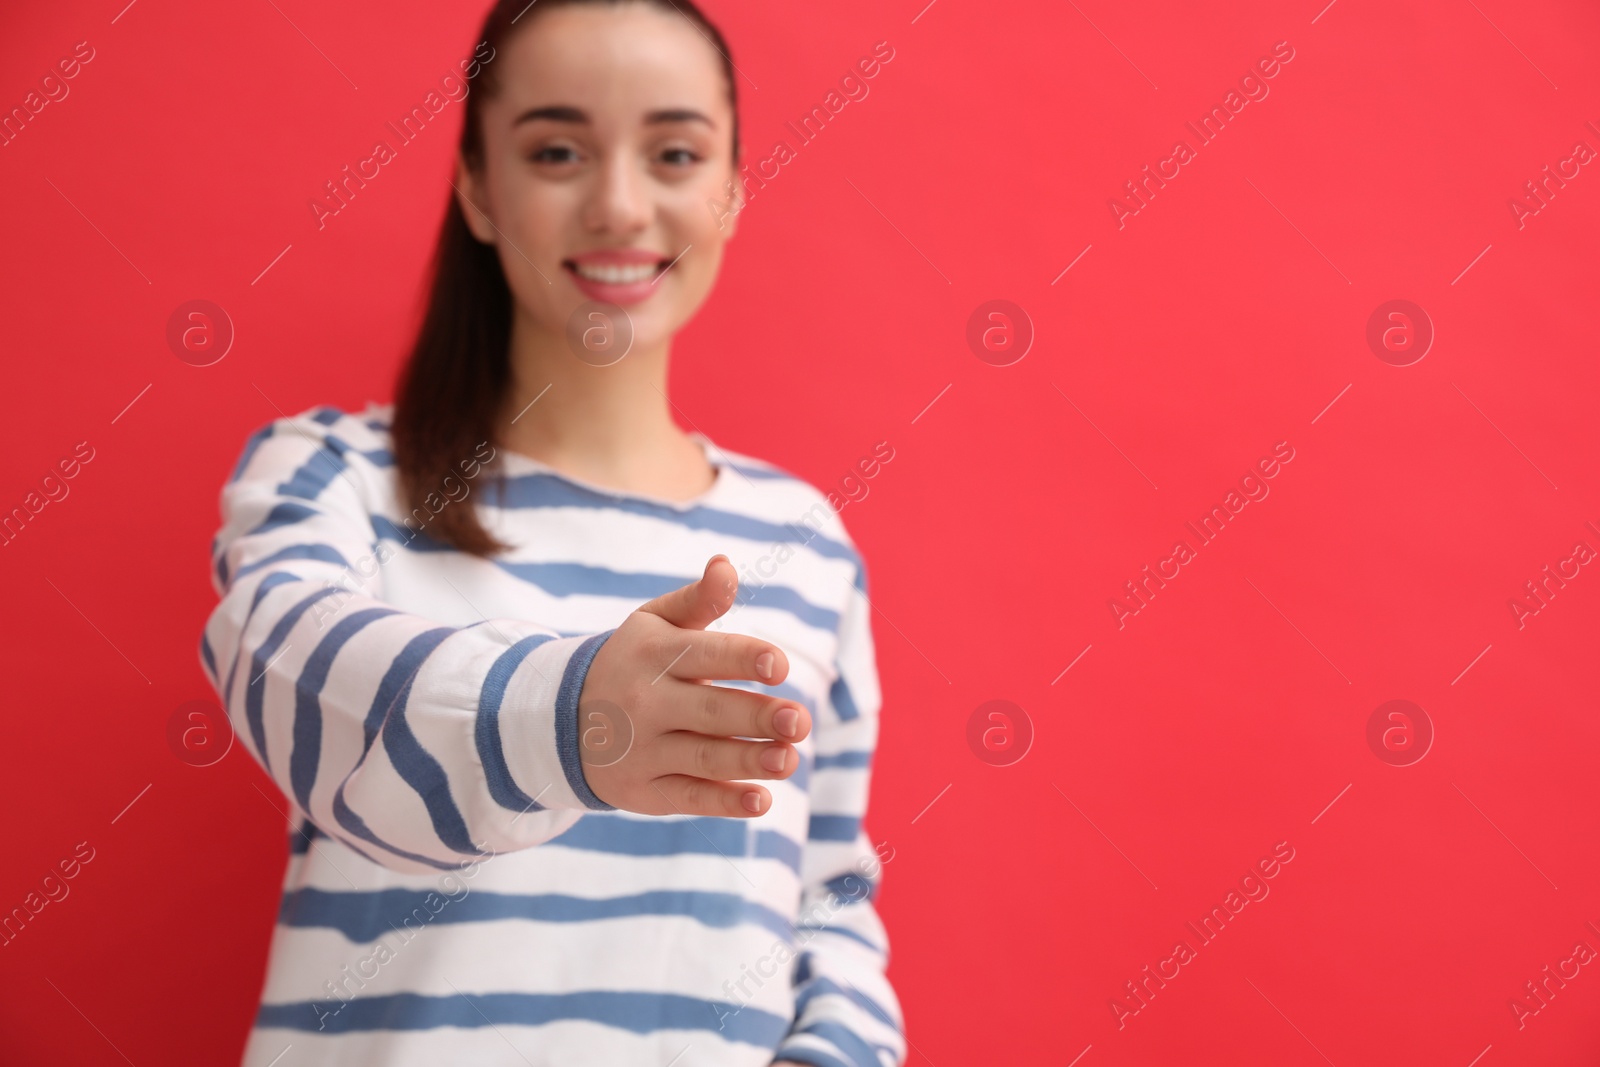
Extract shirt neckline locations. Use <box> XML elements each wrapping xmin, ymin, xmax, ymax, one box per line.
<box><xmin>495</xmin><ymin>430</ymin><xmax>729</xmax><ymax>512</ymax></box>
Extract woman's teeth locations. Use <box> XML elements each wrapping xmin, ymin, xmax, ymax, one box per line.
<box><xmin>572</xmin><ymin>262</ymin><xmax>660</xmax><ymax>284</ymax></box>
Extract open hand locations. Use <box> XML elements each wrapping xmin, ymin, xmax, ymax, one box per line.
<box><xmin>577</xmin><ymin>554</ymin><xmax>812</xmax><ymax>818</ymax></box>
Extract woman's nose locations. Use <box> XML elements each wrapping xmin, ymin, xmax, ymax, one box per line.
<box><xmin>583</xmin><ymin>152</ymin><xmax>651</xmax><ymax>235</ymax></box>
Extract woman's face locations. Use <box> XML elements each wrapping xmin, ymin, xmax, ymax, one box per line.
<box><xmin>456</xmin><ymin>2</ymin><xmax>738</xmax><ymax>357</ymax></box>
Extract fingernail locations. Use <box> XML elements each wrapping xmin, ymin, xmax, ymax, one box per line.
<box><xmin>760</xmin><ymin>746</ymin><xmax>787</xmax><ymax>773</ymax></box>
<box><xmin>774</xmin><ymin>706</ymin><xmax>798</xmax><ymax>737</ymax></box>
<box><xmin>756</xmin><ymin>652</ymin><xmax>774</xmax><ymax>680</ymax></box>
<box><xmin>742</xmin><ymin>790</ymin><xmax>763</xmax><ymax>813</ymax></box>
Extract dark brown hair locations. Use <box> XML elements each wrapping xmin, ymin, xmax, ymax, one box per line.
<box><xmin>390</xmin><ymin>0</ymin><xmax>740</xmax><ymax>556</ymax></box>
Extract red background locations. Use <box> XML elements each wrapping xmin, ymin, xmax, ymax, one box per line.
<box><xmin>2</xmin><ymin>0</ymin><xmax>1599</xmax><ymax>1063</ymax></box>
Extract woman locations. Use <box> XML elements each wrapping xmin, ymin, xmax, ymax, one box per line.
<box><xmin>199</xmin><ymin>1</ymin><xmax>903</xmax><ymax>1064</ymax></box>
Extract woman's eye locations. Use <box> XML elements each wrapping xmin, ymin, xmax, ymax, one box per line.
<box><xmin>660</xmin><ymin>147</ymin><xmax>702</xmax><ymax>166</ymax></box>
<box><xmin>530</xmin><ymin>145</ymin><xmax>579</xmax><ymax>164</ymax></box>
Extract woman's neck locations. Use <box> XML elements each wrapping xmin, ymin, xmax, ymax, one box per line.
<box><xmin>494</xmin><ymin>310</ymin><xmax>714</xmax><ymax>500</ymax></box>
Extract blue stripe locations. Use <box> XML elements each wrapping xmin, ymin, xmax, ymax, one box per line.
<box><xmin>548</xmin><ymin>816</ymin><xmax>803</xmax><ymax>873</ymax></box>
<box><xmin>279</xmin><ymin>886</ymin><xmax>794</xmax><ymax>942</ymax></box>
<box><xmin>309</xmin><ymin>406</ymin><xmax>343</xmax><ymax>426</ymax></box>
<box><xmin>271</xmin><ymin>426</ymin><xmax>392</xmax><ymax>499</ymax></box>
<box><xmin>232</xmin><ymin>543</ymin><xmax>350</xmax><ymax>583</ymax></box>
<box><xmin>756</xmin><ymin>826</ymin><xmax>804</xmax><ymax>869</ymax></box>
<box><xmin>226</xmin><ymin>422</ymin><xmax>277</xmax><ymax>485</ymax></box>
<box><xmin>256</xmin><ymin>990</ymin><xmax>790</xmax><ymax>1046</ymax></box>
<box><xmin>370</xmin><ymin>514</ymin><xmax>442</xmax><ymax>551</ymax></box>
<box><xmin>366</xmin><ymin>517</ymin><xmax>849</xmax><ymax>638</ymax></box>
<box><xmin>288</xmin><ymin>820</ymin><xmax>315</xmax><ymax>855</ymax></box>
<box><xmin>814</xmin><ymin>750</ymin><xmax>872</xmax><ymax>770</ymax></box>
<box><xmin>250</xmin><ymin>569</ymin><xmax>300</xmax><ymax>612</ymax></box>
<box><xmin>277</xmin><ymin>443</ymin><xmax>348</xmax><ymax>502</ymax></box>
<box><xmin>291</xmin><ymin>607</ymin><xmax>399</xmax><ymax>811</ymax></box>
<box><xmin>221</xmin><ymin>570</ymin><xmax>302</xmax><ymax>704</ymax></box>
<box><xmin>245</xmin><ymin>586</ymin><xmax>343</xmax><ymax>773</ymax></box>
<box><xmin>791</xmin><ymin>1019</ymin><xmax>887</xmax><ymax>1067</ymax></box>
<box><xmin>487</xmin><ymin>472</ymin><xmax>863</xmax><ymax>572</ymax></box>
<box><xmin>249</xmin><ymin>500</ymin><xmax>320</xmax><ymax>538</ymax></box>
<box><xmin>331</xmin><ymin>628</ymin><xmax>475</xmax><ymax>870</ymax></box>
<box><xmin>792</xmin><ymin>959</ymin><xmax>899</xmax><ymax>1034</ymax></box>
<box><xmin>807</xmin><ymin>815</ymin><xmax>860</xmax><ymax>842</ymax></box>
<box><xmin>821</xmin><ymin>872</ymin><xmax>875</xmax><ymax>904</ymax></box>
<box><xmin>283</xmin><ymin>815</ymin><xmax>385</xmax><ymax>870</ymax></box>
<box><xmin>380</xmin><ymin>625</ymin><xmax>492</xmax><ymax>856</ymax></box>
<box><xmin>198</xmin><ymin>631</ymin><xmax>217</xmax><ymax>682</ymax></box>
<box><xmin>829</xmin><ymin>675</ymin><xmax>860</xmax><ymax>722</ymax></box>
<box><xmin>726</xmin><ymin>576</ymin><xmax>844</xmax><ymax>632</ymax></box>
<box><xmin>790</xmin><ymin>750</ymin><xmax>812</xmax><ymax>793</ymax></box>
<box><xmin>476</xmin><ymin>633</ymin><xmax>560</xmax><ymax>812</ymax></box>
<box><xmin>325</xmin><ymin>432</ymin><xmax>394</xmax><ymax>468</ymax></box>
<box><xmin>493</xmin><ymin>560</ymin><xmax>842</xmax><ymax>634</ymax></box>
<box><xmin>796</xmin><ymin>919</ymin><xmax>883</xmax><ymax>953</ymax></box>
<box><xmin>771</xmin><ymin>1046</ymin><xmax>855</xmax><ymax>1067</ymax></box>
<box><xmin>329</xmin><ymin>796</ymin><xmax>461</xmax><ymax>871</ymax></box>
<box><xmin>356</xmin><ymin>628</ymin><xmax>445</xmax><ymax>751</ymax></box>
<box><xmin>783</xmin><ymin>737</ymin><xmax>867</xmax><ymax>796</ymax></box>
<box><xmin>554</xmin><ymin>630</ymin><xmax>618</xmax><ymax>811</ymax></box>
<box><xmin>724</xmin><ymin>459</ymin><xmax>793</xmax><ymax>480</ymax></box>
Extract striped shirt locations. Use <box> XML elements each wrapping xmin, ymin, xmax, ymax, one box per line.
<box><xmin>199</xmin><ymin>402</ymin><xmax>904</xmax><ymax>1067</ymax></box>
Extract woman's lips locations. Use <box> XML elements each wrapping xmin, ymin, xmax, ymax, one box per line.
<box><xmin>563</xmin><ymin>257</ymin><xmax>670</xmax><ymax>307</ymax></box>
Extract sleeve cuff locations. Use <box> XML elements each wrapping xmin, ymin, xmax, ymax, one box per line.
<box><xmin>554</xmin><ymin>628</ymin><xmax>618</xmax><ymax>811</ymax></box>
<box><xmin>496</xmin><ymin>628</ymin><xmax>618</xmax><ymax>812</ymax></box>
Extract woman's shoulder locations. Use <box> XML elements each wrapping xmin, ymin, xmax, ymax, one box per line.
<box><xmin>225</xmin><ymin>401</ymin><xmax>399</xmax><ymax>490</ymax></box>
<box><xmin>703</xmin><ymin>438</ymin><xmax>872</xmax><ymax>596</ymax></box>
<box><xmin>267</xmin><ymin>400</ymin><xmax>394</xmax><ymax>447</ymax></box>
<box><xmin>709</xmin><ymin>441</ymin><xmax>851</xmax><ymax>529</ymax></box>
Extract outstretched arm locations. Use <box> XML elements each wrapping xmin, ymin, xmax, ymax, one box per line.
<box><xmin>199</xmin><ymin>408</ymin><xmax>616</xmax><ymax>874</ymax></box>
<box><xmin>200</xmin><ymin>408</ymin><xmax>816</xmax><ymax>874</ymax></box>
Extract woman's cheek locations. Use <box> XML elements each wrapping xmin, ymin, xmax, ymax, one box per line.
<box><xmin>670</xmin><ymin>173</ymin><xmax>729</xmax><ymax>239</ymax></box>
<box><xmin>671</xmin><ymin>244</ymin><xmax>724</xmax><ymax>324</ymax></box>
<box><xmin>501</xmin><ymin>196</ymin><xmax>570</xmax><ymax>323</ymax></box>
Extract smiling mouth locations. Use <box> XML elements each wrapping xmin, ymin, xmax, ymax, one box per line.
<box><xmin>563</xmin><ymin>259</ymin><xmax>670</xmax><ymax>285</ymax></box>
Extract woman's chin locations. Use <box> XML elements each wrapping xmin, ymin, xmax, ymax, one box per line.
<box><xmin>521</xmin><ymin>279</ymin><xmax>709</xmax><ymax>362</ymax></box>
<box><xmin>532</xmin><ymin>302</ymin><xmax>677</xmax><ymax>365</ymax></box>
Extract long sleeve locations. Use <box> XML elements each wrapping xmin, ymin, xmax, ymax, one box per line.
<box><xmin>197</xmin><ymin>407</ymin><xmax>617</xmax><ymax>875</ymax></box>
<box><xmin>774</xmin><ymin>555</ymin><xmax>906</xmax><ymax>1067</ymax></box>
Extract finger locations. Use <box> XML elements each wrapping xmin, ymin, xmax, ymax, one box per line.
<box><xmin>651</xmin><ymin>731</ymin><xmax>798</xmax><ymax>782</ymax></box>
<box><xmin>658</xmin><ymin>679</ymin><xmax>811</xmax><ymax>742</ymax></box>
<box><xmin>649</xmin><ymin>775</ymin><xmax>771</xmax><ymax>818</ymax></box>
<box><xmin>639</xmin><ymin>555</ymin><xmax>737</xmax><ymax>631</ymax></box>
<box><xmin>645</xmin><ymin>625</ymin><xmax>790</xmax><ymax>686</ymax></box>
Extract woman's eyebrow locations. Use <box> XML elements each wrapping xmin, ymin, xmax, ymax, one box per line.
<box><xmin>512</xmin><ymin>105</ymin><xmax>715</xmax><ymax>129</ymax></box>
<box><xmin>644</xmin><ymin>108</ymin><xmax>715</xmax><ymax>129</ymax></box>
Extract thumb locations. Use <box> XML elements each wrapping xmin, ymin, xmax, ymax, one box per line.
<box><xmin>639</xmin><ymin>554</ymin><xmax>737</xmax><ymax>631</ymax></box>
